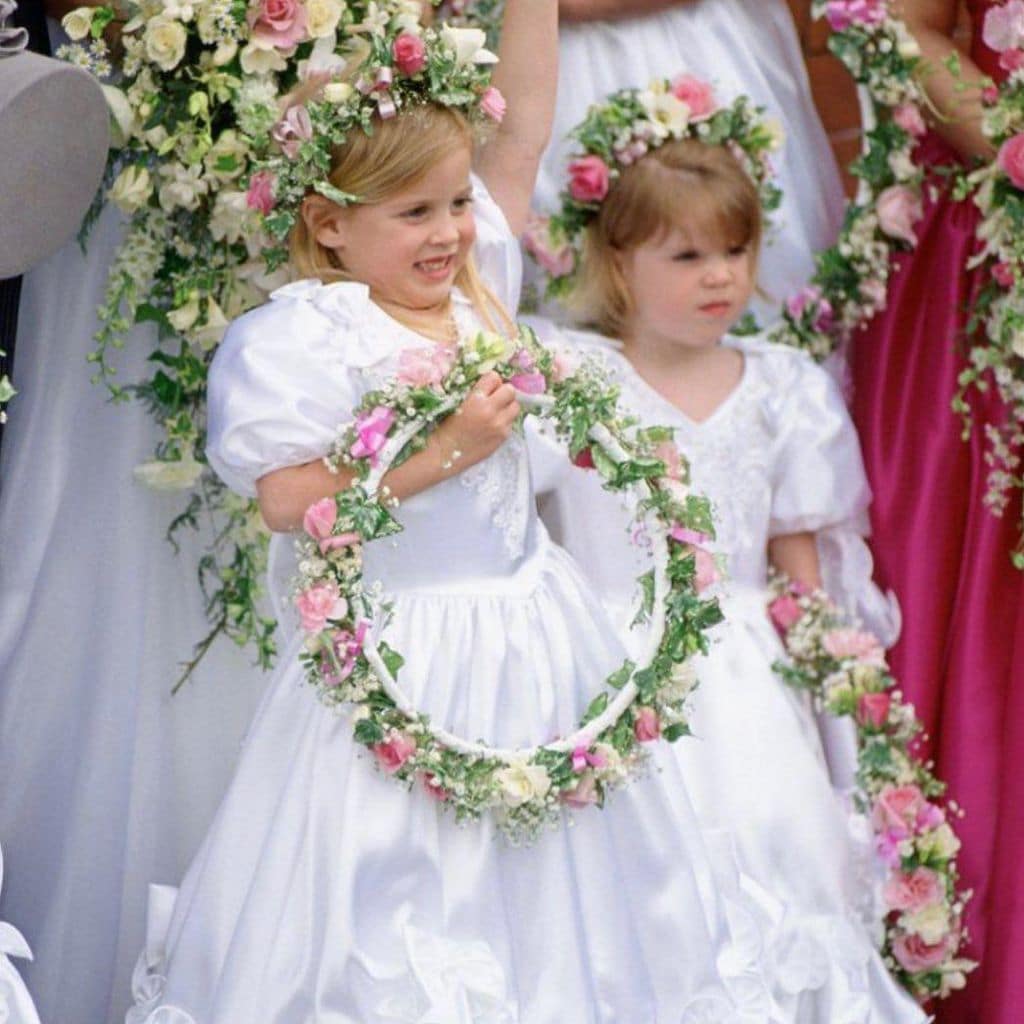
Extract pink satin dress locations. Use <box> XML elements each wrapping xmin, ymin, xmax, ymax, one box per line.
<box><xmin>849</xmin><ymin>4</ymin><xmax>1024</xmax><ymax>1020</ymax></box>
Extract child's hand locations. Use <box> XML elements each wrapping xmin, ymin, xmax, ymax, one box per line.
<box><xmin>439</xmin><ymin>372</ymin><xmax>521</xmax><ymax>470</ymax></box>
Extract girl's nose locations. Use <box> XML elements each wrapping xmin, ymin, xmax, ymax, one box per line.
<box><xmin>430</xmin><ymin>214</ymin><xmax>460</xmax><ymax>246</ymax></box>
<box><xmin>703</xmin><ymin>257</ymin><xmax>733</xmax><ymax>286</ymax></box>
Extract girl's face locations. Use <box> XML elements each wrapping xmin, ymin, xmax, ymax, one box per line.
<box><xmin>619</xmin><ymin>225</ymin><xmax>755</xmax><ymax>350</ymax></box>
<box><xmin>314</xmin><ymin>145</ymin><xmax>476</xmax><ymax>312</ymax></box>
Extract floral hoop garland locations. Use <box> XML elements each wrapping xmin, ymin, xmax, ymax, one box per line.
<box><xmin>769</xmin><ymin>575</ymin><xmax>976</xmax><ymax>1004</ymax></box>
<box><xmin>292</xmin><ymin>324</ymin><xmax>723</xmax><ymax>841</ymax></box>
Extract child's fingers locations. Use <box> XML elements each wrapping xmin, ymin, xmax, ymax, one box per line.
<box><xmin>473</xmin><ymin>372</ymin><xmax>503</xmax><ymax>396</ymax></box>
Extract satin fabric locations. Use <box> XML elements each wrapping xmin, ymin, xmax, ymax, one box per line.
<box><xmin>529</xmin><ymin>331</ymin><xmax>925</xmax><ymax>1023</ymax></box>
<box><xmin>849</xmin><ymin>5</ymin><xmax>1024</xmax><ymax>1019</ymax></box>
<box><xmin>531</xmin><ymin>0</ymin><xmax>844</xmax><ymax>325</ymax></box>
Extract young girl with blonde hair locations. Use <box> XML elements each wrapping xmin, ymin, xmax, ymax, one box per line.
<box><xmin>530</xmin><ymin>82</ymin><xmax>928</xmax><ymax>1022</ymax></box>
<box><xmin>122</xmin><ymin>9</ymin><xmax>793</xmax><ymax>1024</ymax></box>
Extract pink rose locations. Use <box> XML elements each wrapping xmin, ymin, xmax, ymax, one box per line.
<box><xmin>824</xmin><ymin>0</ymin><xmax>885</xmax><ymax>31</ymax></box>
<box><xmin>295</xmin><ymin>581</ymin><xmax>347</xmax><ymax>633</ymax></box>
<box><xmin>670</xmin><ymin>74</ymin><xmax>716</xmax><ymax>119</ymax></box>
<box><xmin>768</xmin><ymin>594</ymin><xmax>804</xmax><ymax>634</ymax></box>
<box><xmin>571</xmin><ymin>745</ymin><xmax>607</xmax><ymax>773</ymax></box>
<box><xmin>871</xmin><ymin>783</ymin><xmax>926</xmax><ymax>836</ymax></box>
<box><xmin>303</xmin><ymin>497</ymin><xmax>337</xmax><ymax>540</ymax></box>
<box><xmin>562</xmin><ymin>771</ymin><xmax>600</xmax><ymax>808</ymax></box>
<box><xmin>246</xmin><ymin>170</ymin><xmax>276</xmax><ymax>215</ymax></box>
<box><xmin>323</xmin><ymin>620</ymin><xmax>368</xmax><ymax>685</ymax></box>
<box><xmin>522</xmin><ymin>214</ymin><xmax>575</xmax><ymax>278</ymax></box>
<box><xmin>785</xmin><ymin>285</ymin><xmax>834</xmax><ymax>333</ymax></box>
<box><xmin>655</xmin><ymin>441</ymin><xmax>684</xmax><ymax>482</ymax></box>
<box><xmin>1002</xmin><ymin>48</ymin><xmax>1024</xmax><ymax>72</ymax></box>
<box><xmin>372</xmin><ymin>730</ymin><xmax>417</xmax><ymax>774</ymax></box>
<box><xmin>510</xmin><ymin>371</ymin><xmax>547</xmax><ymax>394</ymax></box>
<box><xmin>876</xmin><ymin>185</ymin><xmax>924</xmax><ymax>247</ymax></box>
<box><xmin>822</xmin><ymin>627</ymin><xmax>886</xmax><ymax>666</ymax></box>
<box><xmin>271</xmin><ymin>104</ymin><xmax>313</xmax><ymax>159</ymax></box>
<box><xmin>396</xmin><ymin>344</ymin><xmax>456</xmax><ymax>389</ymax></box>
<box><xmin>994</xmin><ymin>261</ymin><xmax>1016</xmax><ymax>288</ymax></box>
<box><xmin>248</xmin><ymin>0</ymin><xmax>308</xmax><ymax>49</ymax></box>
<box><xmin>891</xmin><ymin>930</ymin><xmax>954</xmax><ymax>974</ymax></box>
<box><xmin>634</xmin><ymin>706</ymin><xmax>661</xmax><ymax>742</ymax></box>
<box><xmin>884</xmin><ymin>867</ymin><xmax>946</xmax><ymax>913</ymax></box>
<box><xmin>567</xmin><ymin>155</ymin><xmax>611</xmax><ymax>204</ymax></box>
<box><xmin>392</xmin><ymin>32</ymin><xmax>427</xmax><ymax>75</ymax></box>
<box><xmin>480</xmin><ymin>85</ymin><xmax>507</xmax><ymax>123</ymax></box>
<box><xmin>572</xmin><ymin>447</ymin><xmax>596</xmax><ymax>470</ymax></box>
<box><xmin>983</xmin><ymin>0</ymin><xmax>1024</xmax><ymax>53</ymax></box>
<box><xmin>419</xmin><ymin>771</ymin><xmax>451</xmax><ymax>802</ymax></box>
<box><xmin>893</xmin><ymin>103</ymin><xmax>927</xmax><ymax>138</ymax></box>
<box><xmin>998</xmin><ymin>133</ymin><xmax>1024</xmax><ymax>189</ymax></box>
<box><xmin>349</xmin><ymin>406</ymin><xmax>396</xmax><ymax>464</ymax></box>
<box><xmin>857</xmin><ymin>691</ymin><xmax>892</xmax><ymax>728</ymax></box>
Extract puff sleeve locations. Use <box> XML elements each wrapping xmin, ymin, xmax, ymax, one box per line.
<box><xmin>206</xmin><ymin>283</ymin><xmax>368</xmax><ymax>498</ymax></box>
<box><xmin>471</xmin><ymin>174</ymin><xmax>523</xmax><ymax>317</ymax></box>
<box><xmin>764</xmin><ymin>346</ymin><xmax>900</xmax><ymax>646</ymax></box>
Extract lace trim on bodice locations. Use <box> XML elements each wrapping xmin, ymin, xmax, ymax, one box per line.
<box><xmin>458</xmin><ymin>433</ymin><xmax>531</xmax><ymax>561</ymax></box>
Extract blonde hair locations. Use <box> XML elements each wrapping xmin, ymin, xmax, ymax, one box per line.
<box><xmin>290</xmin><ymin>103</ymin><xmax>513</xmax><ymax>334</ymax></box>
<box><xmin>572</xmin><ymin>139</ymin><xmax>764</xmax><ymax>338</ymax></box>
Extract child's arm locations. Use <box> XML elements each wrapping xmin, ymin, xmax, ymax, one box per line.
<box><xmin>474</xmin><ymin>0</ymin><xmax>558</xmax><ymax>236</ymax></box>
<box><xmin>256</xmin><ymin>373</ymin><xmax>519</xmax><ymax>531</ymax></box>
<box><xmin>768</xmin><ymin>532</ymin><xmax>822</xmax><ymax>591</ymax></box>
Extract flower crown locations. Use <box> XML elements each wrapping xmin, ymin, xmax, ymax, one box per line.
<box><xmin>525</xmin><ymin>75</ymin><xmax>784</xmax><ymax>298</ymax></box>
<box><xmin>246</xmin><ymin>3</ymin><xmax>506</xmax><ymax>270</ymax></box>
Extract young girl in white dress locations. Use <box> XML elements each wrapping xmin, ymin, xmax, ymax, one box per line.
<box><xmin>122</xmin><ymin>6</ymin><xmax>794</xmax><ymax>1023</ymax></box>
<box><xmin>532</xmin><ymin>0</ymin><xmax>845</xmax><ymax>324</ymax></box>
<box><xmin>529</xmin><ymin>122</ymin><xmax>927</xmax><ymax>1021</ymax></box>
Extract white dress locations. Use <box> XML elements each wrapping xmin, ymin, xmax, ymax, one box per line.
<box><xmin>123</xmin><ymin>183</ymin><xmax>791</xmax><ymax>1024</ymax></box>
<box><xmin>532</xmin><ymin>0</ymin><xmax>845</xmax><ymax>325</ymax></box>
<box><xmin>530</xmin><ymin>332</ymin><xmax>926</xmax><ymax>1023</ymax></box>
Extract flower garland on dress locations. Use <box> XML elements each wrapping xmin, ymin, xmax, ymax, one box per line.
<box><xmin>522</xmin><ymin>74</ymin><xmax>784</xmax><ymax>300</ymax></box>
<box><xmin>292</xmin><ymin>324</ymin><xmax>723</xmax><ymax>842</ymax></box>
<box><xmin>58</xmin><ymin>0</ymin><xmax>505</xmax><ymax>683</ymax></box>
<box><xmin>953</xmin><ymin>1</ymin><xmax>1024</xmax><ymax>567</ymax></box>
<box><xmin>768</xmin><ymin>575</ymin><xmax>976</xmax><ymax>1004</ymax></box>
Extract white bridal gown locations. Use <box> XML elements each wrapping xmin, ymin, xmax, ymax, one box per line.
<box><xmin>530</xmin><ymin>331</ymin><xmax>926</xmax><ymax>1023</ymax></box>
<box><xmin>124</xmin><ymin>181</ymin><xmax>790</xmax><ymax>1024</ymax></box>
<box><xmin>532</xmin><ymin>0</ymin><xmax>845</xmax><ymax>324</ymax></box>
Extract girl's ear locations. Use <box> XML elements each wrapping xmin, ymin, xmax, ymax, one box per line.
<box><xmin>301</xmin><ymin>194</ymin><xmax>348</xmax><ymax>250</ymax></box>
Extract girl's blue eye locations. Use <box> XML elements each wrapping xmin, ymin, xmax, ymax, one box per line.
<box><xmin>673</xmin><ymin>250</ymin><xmax>700</xmax><ymax>262</ymax></box>
<box><xmin>402</xmin><ymin>206</ymin><xmax>429</xmax><ymax>218</ymax></box>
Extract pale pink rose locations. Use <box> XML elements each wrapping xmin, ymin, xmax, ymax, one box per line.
<box><xmin>891</xmin><ymin>930</ymin><xmax>954</xmax><ymax>973</ymax></box>
<box><xmin>785</xmin><ymin>284</ymin><xmax>834</xmax><ymax>333</ymax></box>
<box><xmin>567</xmin><ymin>155</ymin><xmax>611</xmax><ymax>203</ymax></box>
<box><xmin>295</xmin><ymin>581</ymin><xmax>347</xmax><ymax>633</ymax></box>
<box><xmin>893</xmin><ymin>103</ymin><xmax>927</xmax><ymax>138</ymax></box>
<box><xmin>349</xmin><ymin>406</ymin><xmax>396</xmax><ymax>464</ymax></box>
<box><xmin>396</xmin><ymin>344</ymin><xmax>455</xmax><ymax>389</ymax></box>
<box><xmin>994</xmin><ymin>261</ymin><xmax>1016</xmax><ymax>288</ymax></box>
<box><xmin>562</xmin><ymin>771</ymin><xmax>599</xmax><ymax>808</ymax></box>
<box><xmin>824</xmin><ymin>0</ymin><xmax>885</xmax><ymax>31</ymax></box>
<box><xmin>372</xmin><ymin>730</ymin><xmax>417</xmax><ymax>774</ymax></box>
<box><xmin>998</xmin><ymin>134</ymin><xmax>1024</xmax><ymax>189</ymax></box>
<box><xmin>510</xmin><ymin>371</ymin><xmax>547</xmax><ymax>394</ymax></box>
<box><xmin>522</xmin><ymin>214</ymin><xmax>575</xmax><ymax>278</ymax></box>
<box><xmin>983</xmin><ymin>0</ymin><xmax>1024</xmax><ymax>53</ymax></box>
<box><xmin>884</xmin><ymin>867</ymin><xmax>946</xmax><ymax>913</ymax></box>
<box><xmin>419</xmin><ymin>771</ymin><xmax>451</xmax><ymax>802</ymax></box>
<box><xmin>392</xmin><ymin>32</ymin><xmax>427</xmax><ymax>75</ymax></box>
<box><xmin>480</xmin><ymin>86</ymin><xmax>507</xmax><ymax>123</ymax></box>
<box><xmin>871</xmin><ymin>783</ymin><xmax>926</xmax><ymax>836</ymax></box>
<box><xmin>823</xmin><ymin>627</ymin><xmax>886</xmax><ymax>666</ymax></box>
<box><xmin>571</xmin><ymin>745</ymin><xmax>607</xmax><ymax>773</ymax></box>
<box><xmin>768</xmin><ymin>593</ymin><xmax>804</xmax><ymax>634</ymax></box>
<box><xmin>876</xmin><ymin>185</ymin><xmax>924</xmax><ymax>247</ymax></box>
<box><xmin>271</xmin><ymin>104</ymin><xmax>313</xmax><ymax>159</ymax></box>
<box><xmin>669</xmin><ymin>74</ymin><xmax>716</xmax><ymax>120</ymax></box>
<box><xmin>248</xmin><ymin>0</ymin><xmax>308</xmax><ymax>49</ymax></box>
<box><xmin>303</xmin><ymin>496</ymin><xmax>337</xmax><ymax>540</ymax></box>
<box><xmin>246</xmin><ymin>170</ymin><xmax>276</xmax><ymax>215</ymax></box>
<box><xmin>692</xmin><ymin>546</ymin><xmax>719</xmax><ymax>592</ymax></box>
<box><xmin>634</xmin><ymin>706</ymin><xmax>661</xmax><ymax>742</ymax></box>
<box><xmin>655</xmin><ymin>441</ymin><xmax>684</xmax><ymax>481</ymax></box>
<box><xmin>1002</xmin><ymin>48</ymin><xmax>1024</xmax><ymax>72</ymax></box>
<box><xmin>857</xmin><ymin>691</ymin><xmax>892</xmax><ymax>728</ymax></box>
<box><xmin>551</xmin><ymin>353</ymin><xmax>572</xmax><ymax>383</ymax></box>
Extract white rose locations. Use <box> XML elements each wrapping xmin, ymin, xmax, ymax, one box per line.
<box><xmin>193</xmin><ymin>298</ymin><xmax>229</xmax><ymax>351</ymax></box>
<box><xmin>109</xmin><ymin>165</ymin><xmax>153</xmax><ymax>213</ymax></box>
<box><xmin>306</xmin><ymin>0</ymin><xmax>344</xmax><ymax>38</ymax></box>
<box><xmin>323</xmin><ymin>81</ymin><xmax>354</xmax><ymax>104</ymax></box>
<box><xmin>204</xmin><ymin>129</ymin><xmax>248</xmax><ymax>182</ymax></box>
<box><xmin>495</xmin><ymin>761</ymin><xmax>552</xmax><ymax>807</ymax></box>
<box><xmin>901</xmin><ymin>904</ymin><xmax>951</xmax><ymax>946</ymax></box>
<box><xmin>665</xmin><ymin>659</ymin><xmax>698</xmax><ymax>702</ymax></box>
<box><xmin>145</xmin><ymin>16</ymin><xmax>188</xmax><ymax>72</ymax></box>
<box><xmin>133</xmin><ymin>455</ymin><xmax>205</xmax><ymax>491</ymax></box>
<box><xmin>162</xmin><ymin>0</ymin><xmax>195</xmax><ymax>22</ymax></box>
<box><xmin>167</xmin><ymin>293</ymin><xmax>201</xmax><ymax>333</ymax></box>
<box><xmin>240</xmin><ymin>41</ymin><xmax>288</xmax><ymax>75</ymax></box>
<box><xmin>158</xmin><ymin>162</ymin><xmax>209</xmax><ymax>212</ymax></box>
<box><xmin>640</xmin><ymin>90</ymin><xmax>690</xmax><ymax>139</ymax></box>
<box><xmin>102</xmin><ymin>85</ymin><xmax>139</xmax><ymax>146</ymax></box>
<box><xmin>209</xmin><ymin>189</ymin><xmax>252</xmax><ymax>244</ymax></box>
<box><xmin>212</xmin><ymin>38</ymin><xmax>238</xmax><ymax>65</ymax></box>
<box><xmin>441</xmin><ymin>25</ymin><xmax>497</xmax><ymax>66</ymax></box>
<box><xmin>62</xmin><ymin>6</ymin><xmax>95</xmax><ymax>41</ymax></box>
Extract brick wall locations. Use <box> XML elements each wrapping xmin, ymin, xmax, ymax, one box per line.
<box><xmin>785</xmin><ymin>1</ymin><xmax>972</xmax><ymax>195</ymax></box>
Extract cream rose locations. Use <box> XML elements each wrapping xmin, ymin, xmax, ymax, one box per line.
<box><xmin>240</xmin><ymin>41</ymin><xmax>288</xmax><ymax>74</ymax></box>
<box><xmin>145</xmin><ymin>16</ymin><xmax>188</xmax><ymax>72</ymax></box>
<box><xmin>212</xmin><ymin>38</ymin><xmax>238</xmax><ymax>65</ymax></box>
<box><xmin>640</xmin><ymin>87</ymin><xmax>689</xmax><ymax>139</ymax></box>
<box><xmin>133</xmin><ymin>455</ymin><xmax>205</xmax><ymax>491</ymax></box>
<box><xmin>496</xmin><ymin>762</ymin><xmax>552</xmax><ymax>807</ymax></box>
<box><xmin>441</xmin><ymin>25</ymin><xmax>497</xmax><ymax>66</ymax></box>
<box><xmin>62</xmin><ymin>6</ymin><xmax>95</xmax><ymax>41</ymax></box>
<box><xmin>323</xmin><ymin>81</ymin><xmax>354</xmax><ymax>104</ymax></box>
<box><xmin>901</xmin><ymin>904</ymin><xmax>951</xmax><ymax>946</ymax></box>
<box><xmin>109</xmin><ymin>165</ymin><xmax>153</xmax><ymax>213</ymax></box>
<box><xmin>306</xmin><ymin>0</ymin><xmax>344</xmax><ymax>38</ymax></box>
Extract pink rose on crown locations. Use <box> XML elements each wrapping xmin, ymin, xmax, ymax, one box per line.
<box><xmin>392</xmin><ymin>32</ymin><xmax>427</xmax><ymax>75</ymax></box>
<box><xmin>670</xmin><ymin>74</ymin><xmax>716</xmax><ymax>120</ymax></box>
<box><xmin>568</xmin><ymin>155</ymin><xmax>611</xmax><ymax>203</ymax></box>
<box><xmin>248</xmin><ymin>0</ymin><xmax>308</xmax><ymax>50</ymax></box>
<box><xmin>523</xmin><ymin>214</ymin><xmax>575</xmax><ymax>278</ymax></box>
<box><xmin>997</xmin><ymin>134</ymin><xmax>1024</xmax><ymax>190</ymax></box>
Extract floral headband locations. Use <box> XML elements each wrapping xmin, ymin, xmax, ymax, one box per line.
<box><xmin>245</xmin><ymin>1</ymin><xmax>506</xmax><ymax>270</ymax></box>
<box><xmin>525</xmin><ymin>75</ymin><xmax>785</xmax><ymax>298</ymax></box>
